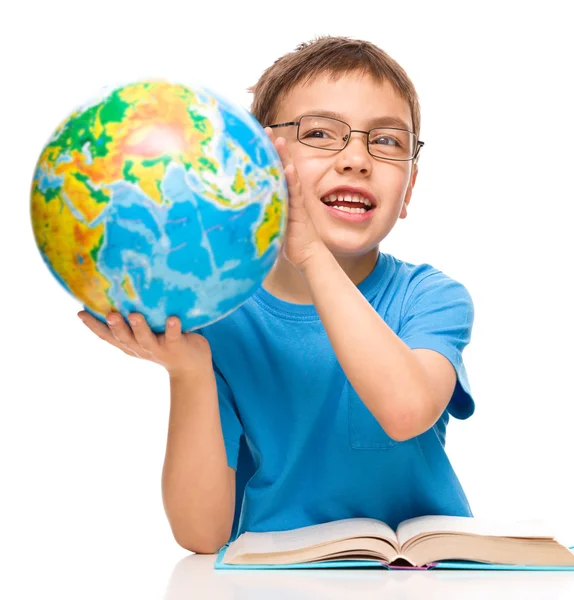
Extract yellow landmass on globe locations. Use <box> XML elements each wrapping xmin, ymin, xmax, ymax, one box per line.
<box><xmin>255</xmin><ymin>192</ymin><xmax>285</xmax><ymax>256</ymax></box>
<box><xmin>232</xmin><ymin>168</ymin><xmax>247</xmax><ymax>194</ymax></box>
<box><xmin>127</xmin><ymin>159</ymin><xmax>167</xmax><ymax>204</ymax></box>
<box><xmin>121</xmin><ymin>273</ymin><xmax>137</xmax><ymax>300</ymax></box>
<box><xmin>59</xmin><ymin>165</ymin><xmax>110</xmax><ymax>222</ymax></box>
<box><xmin>31</xmin><ymin>187</ymin><xmax>114</xmax><ymax>315</ymax></box>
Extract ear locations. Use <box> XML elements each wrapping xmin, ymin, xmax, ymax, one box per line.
<box><xmin>399</xmin><ymin>163</ymin><xmax>418</xmax><ymax>219</ymax></box>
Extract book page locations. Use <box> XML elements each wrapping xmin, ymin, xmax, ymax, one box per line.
<box><xmin>227</xmin><ymin>518</ymin><xmax>397</xmax><ymax>559</ymax></box>
<box><xmin>396</xmin><ymin>515</ymin><xmax>556</xmax><ymax>548</ymax></box>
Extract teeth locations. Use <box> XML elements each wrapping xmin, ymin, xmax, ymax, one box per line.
<box><xmin>332</xmin><ymin>206</ymin><xmax>367</xmax><ymax>214</ymax></box>
<box><xmin>324</xmin><ymin>193</ymin><xmax>372</xmax><ymax>207</ymax></box>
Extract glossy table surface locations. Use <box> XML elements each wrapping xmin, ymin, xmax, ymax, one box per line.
<box><xmin>164</xmin><ymin>553</ymin><xmax>574</xmax><ymax>599</ymax></box>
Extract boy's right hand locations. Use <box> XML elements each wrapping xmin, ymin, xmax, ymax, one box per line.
<box><xmin>77</xmin><ymin>310</ymin><xmax>212</xmax><ymax>379</ymax></box>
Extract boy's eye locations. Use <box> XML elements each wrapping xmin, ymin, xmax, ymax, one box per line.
<box><xmin>371</xmin><ymin>135</ymin><xmax>401</xmax><ymax>147</ymax></box>
<box><xmin>301</xmin><ymin>128</ymin><xmax>334</xmax><ymax>139</ymax></box>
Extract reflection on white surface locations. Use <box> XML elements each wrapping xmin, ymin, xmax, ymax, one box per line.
<box><xmin>163</xmin><ymin>554</ymin><xmax>574</xmax><ymax>600</ymax></box>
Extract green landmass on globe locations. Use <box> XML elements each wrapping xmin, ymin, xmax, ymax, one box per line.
<box><xmin>31</xmin><ymin>81</ymin><xmax>288</xmax><ymax>331</ymax></box>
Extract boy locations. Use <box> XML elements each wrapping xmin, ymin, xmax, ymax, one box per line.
<box><xmin>78</xmin><ymin>36</ymin><xmax>475</xmax><ymax>554</ymax></box>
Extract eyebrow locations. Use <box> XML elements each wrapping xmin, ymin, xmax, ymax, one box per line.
<box><xmin>296</xmin><ymin>110</ymin><xmax>412</xmax><ymax>131</ymax></box>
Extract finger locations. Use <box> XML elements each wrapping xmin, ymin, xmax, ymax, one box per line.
<box><xmin>106</xmin><ymin>312</ymin><xmax>145</xmax><ymax>356</ymax></box>
<box><xmin>283</xmin><ymin>162</ymin><xmax>305</xmax><ymax>212</ymax></box>
<box><xmin>272</xmin><ymin>137</ymin><xmax>304</xmax><ymax>205</ymax></box>
<box><xmin>164</xmin><ymin>316</ymin><xmax>182</xmax><ymax>342</ymax></box>
<box><xmin>265</xmin><ymin>129</ymin><xmax>292</xmax><ymax>171</ymax></box>
<box><xmin>127</xmin><ymin>313</ymin><xmax>158</xmax><ymax>354</ymax></box>
<box><xmin>273</xmin><ymin>135</ymin><xmax>293</xmax><ymax>168</ymax></box>
<box><xmin>77</xmin><ymin>311</ymin><xmax>138</xmax><ymax>357</ymax></box>
<box><xmin>265</xmin><ymin>129</ymin><xmax>307</xmax><ymax>213</ymax></box>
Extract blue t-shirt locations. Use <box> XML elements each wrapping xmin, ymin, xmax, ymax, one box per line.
<box><xmin>198</xmin><ymin>251</ymin><xmax>475</xmax><ymax>541</ymax></box>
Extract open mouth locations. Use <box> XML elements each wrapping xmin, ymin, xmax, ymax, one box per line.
<box><xmin>320</xmin><ymin>193</ymin><xmax>374</xmax><ymax>214</ymax></box>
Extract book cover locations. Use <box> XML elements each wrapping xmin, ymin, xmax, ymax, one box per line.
<box><xmin>214</xmin><ymin>544</ymin><xmax>574</xmax><ymax>571</ymax></box>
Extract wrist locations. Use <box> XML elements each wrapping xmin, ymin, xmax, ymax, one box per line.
<box><xmin>168</xmin><ymin>364</ymin><xmax>212</xmax><ymax>385</ymax></box>
<box><xmin>298</xmin><ymin>242</ymin><xmax>332</xmax><ymax>276</ymax></box>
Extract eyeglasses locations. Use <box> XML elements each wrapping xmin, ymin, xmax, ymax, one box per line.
<box><xmin>266</xmin><ymin>114</ymin><xmax>424</xmax><ymax>161</ymax></box>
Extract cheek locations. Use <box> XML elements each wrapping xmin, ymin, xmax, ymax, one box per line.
<box><xmin>291</xmin><ymin>153</ymin><xmax>328</xmax><ymax>195</ymax></box>
<box><xmin>377</xmin><ymin>166</ymin><xmax>412</xmax><ymax>196</ymax></box>
<box><xmin>294</xmin><ymin>165</ymin><xmax>316</xmax><ymax>191</ymax></box>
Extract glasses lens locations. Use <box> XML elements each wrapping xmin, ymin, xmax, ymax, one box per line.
<box><xmin>298</xmin><ymin>116</ymin><xmax>349</xmax><ymax>149</ymax></box>
<box><xmin>369</xmin><ymin>129</ymin><xmax>416</xmax><ymax>159</ymax></box>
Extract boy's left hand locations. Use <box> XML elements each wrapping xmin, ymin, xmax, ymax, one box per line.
<box><xmin>265</xmin><ymin>127</ymin><xmax>326</xmax><ymax>271</ymax></box>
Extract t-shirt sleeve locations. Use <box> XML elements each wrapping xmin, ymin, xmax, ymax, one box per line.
<box><xmin>397</xmin><ymin>270</ymin><xmax>475</xmax><ymax>420</ymax></box>
<box><xmin>212</xmin><ymin>360</ymin><xmax>244</xmax><ymax>469</ymax></box>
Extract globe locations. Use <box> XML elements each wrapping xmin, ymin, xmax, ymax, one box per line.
<box><xmin>30</xmin><ymin>80</ymin><xmax>288</xmax><ymax>332</ymax></box>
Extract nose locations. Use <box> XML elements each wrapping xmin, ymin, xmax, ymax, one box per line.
<box><xmin>334</xmin><ymin>132</ymin><xmax>372</xmax><ymax>175</ymax></box>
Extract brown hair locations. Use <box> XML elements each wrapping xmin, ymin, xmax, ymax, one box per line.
<box><xmin>248</xmin><ymin>36</ymin><xmax>421</xmax><ymax>139</ymax></box>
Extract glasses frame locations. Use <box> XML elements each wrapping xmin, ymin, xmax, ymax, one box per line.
<box><xmin>266</xmin><ymin>114</ymin><xmax>425</xmax><ymax>161</ymax></box>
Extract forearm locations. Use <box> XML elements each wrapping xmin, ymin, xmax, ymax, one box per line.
<box><xmin>162</xmin><ymin>369</ymin><xmax>234</xmax><ymax>552</ymax></box>
<box><xmin>301</xmin><ymin>247</ymin><xmax>430</xmax><ymax>440</ymax></box>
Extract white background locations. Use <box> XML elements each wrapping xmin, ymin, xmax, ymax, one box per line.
<box><xmin>1</xmin><ymin>1</ymin><xmax>573</xmax><ymax>598</ymax></box>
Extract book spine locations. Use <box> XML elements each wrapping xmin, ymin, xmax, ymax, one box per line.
<box><xmin>387</xmin><ymin>563</ymin><xmax>437</xmax><ymax>571</ymax></box>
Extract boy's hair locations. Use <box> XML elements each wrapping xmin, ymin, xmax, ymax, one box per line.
<box><xmin>249</xmin><ymin>36</ymin><xmax>421</xmax><ymax>140</ymax></box>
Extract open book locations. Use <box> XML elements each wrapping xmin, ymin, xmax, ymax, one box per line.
<box><xmin>217</xmin><ymin>515</ymin><xmax>574</xmax><ymax>569</ymax></box>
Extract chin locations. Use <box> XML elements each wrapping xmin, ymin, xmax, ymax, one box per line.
<box><xmin>322</xmin><ymin>238</ymin><xmax>381</xmax><ymax>259</ymax></box>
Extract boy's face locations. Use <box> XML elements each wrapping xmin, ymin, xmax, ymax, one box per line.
<box><xmin>271</xmin><ymin>71</ymin><xmax>418</xmax><ymax>258</ymax></box>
